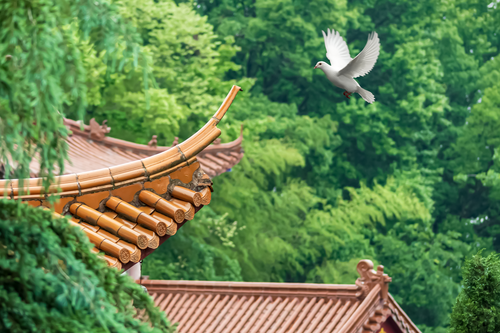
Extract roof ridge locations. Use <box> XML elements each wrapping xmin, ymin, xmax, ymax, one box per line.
<box><xmin>0</xmin><ymin>86</ymin><xmax>242</xmax><ymax>199</ymax></box>
<box><xmin>140</xmin><ymin>260</ymin><xmax>429</xmax><ymax>333</ymax></box>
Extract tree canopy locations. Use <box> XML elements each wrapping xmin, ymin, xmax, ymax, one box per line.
<box><xmin>449</xmin><ymin>251</ymin><xmax>500</xmax><ymax>333</ymax></box>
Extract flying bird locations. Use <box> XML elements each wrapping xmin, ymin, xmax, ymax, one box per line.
<box><xmin>314</xmin><ymin>29</ymin><xmax>380</xmax><ymax>103</ymax></box>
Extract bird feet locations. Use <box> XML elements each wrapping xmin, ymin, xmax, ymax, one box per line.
<box><xmin>343</xmin><ymin>91</ymin><xmax>352</xmax><ymax>99</ymax></box>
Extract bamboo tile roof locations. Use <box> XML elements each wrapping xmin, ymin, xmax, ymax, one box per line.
<box><xmin>142</xmin><ymin>260</ymin><xmax>421</xmax><ymax>333</ymax></box>
<box><xmin>0</xmin><ymin>86</ymin><xmax>243</xmax><ymax>271</ymax></box>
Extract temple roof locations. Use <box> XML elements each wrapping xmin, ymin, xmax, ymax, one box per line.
<box><xmin>142</xmin><ymin>260</ymin><xmax>421</xmax><ymax>333</ymax></box>
<box><xmin>26</xmin><ymin>116</ymin><xmax>244</xmax><ymax>179</ymax></box>
<box><xmin>0</xmin><ymin>86</ymin><xmax>243</xmax><ymax>271</ymax></box>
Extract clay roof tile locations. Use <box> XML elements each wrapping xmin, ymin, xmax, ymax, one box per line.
<box><xmin>141</xmin><ymin>259</ymin><xmax>421</xmax><ymax>333</ymax></box>
<box><xmin>12</xmin><ymin>86</ymin><xmax>242</xmax><ymax>272</ymax></box>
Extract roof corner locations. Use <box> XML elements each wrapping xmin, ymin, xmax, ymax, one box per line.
<box><xmin>355</xmin><ymin>259</ymin><xmax>392</xmax><ymax>301</ymax></box>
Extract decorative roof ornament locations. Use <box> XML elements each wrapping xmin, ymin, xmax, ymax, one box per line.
<box><xmin>89</xmin><ymin>118</ymin><xmax>111</xmax><ymax>141</ymax></box>
<box><xmin>148</xmin><ymin>135</ymin><xmax>158</xmax><ymax>148</ymax></box>
<box><xmin>171</xmin><ymin>137</ymin><xmax>179</xmax><ymax>147</ymax></box>
<box><xmin>355</xmin><ymin>259</ymin><xmax>392</xmax><ymax>300</ymax></box>
<box><xmin>141</xmin><ymin>259</ymin><xmax>420</xmax><ymax>333</ymax></box>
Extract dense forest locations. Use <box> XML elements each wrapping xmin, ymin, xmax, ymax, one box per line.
<box><xmin>1</xmin><ymin>0</ymin><xmax>500</xmax><ymax>332</ymax></box>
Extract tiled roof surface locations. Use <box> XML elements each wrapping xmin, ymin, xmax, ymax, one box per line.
<box><xmin>26</xmin><ymin>118</ymin><xmax>244</xmax><ymax>179</ymax></box>
<box><xmin>1</xmin><ymin>86</ymin><xmax>242</xmax><ymax>271</ymax></box>
<box><xmin>142</xmin><ymin>260</ymin><xmax>421</xmax><ymax>333</ymax></box>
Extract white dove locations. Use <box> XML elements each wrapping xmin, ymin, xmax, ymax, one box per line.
<box><xmin>314</xmin><ymin>29</ymin><xmax>380</xmax><ymax>103</ymax></box>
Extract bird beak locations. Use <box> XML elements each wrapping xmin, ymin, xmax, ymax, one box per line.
<box><xmin>314</xmin><ymin>65</ymin><xmax>318</xmax><ymax>69</ymax></box>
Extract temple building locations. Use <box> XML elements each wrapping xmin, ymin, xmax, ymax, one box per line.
<box><xmin>142</xmin><ymin>260</ymin><xmax>420</xmax><ymax>333</ymax></box>
<box><xmin>0</xmin><ymin>86</ymin><xmax>243</xmax><ymax>272</ymax></box>
<box><xmin>26</xmin><ymin>116</ymin><xmax>244</xmax><ymax>179</ymax></box>
<box><xmin>1</xmin><ymin>86</ymin><xmax>421</xmax><ymax>333</ymax></box>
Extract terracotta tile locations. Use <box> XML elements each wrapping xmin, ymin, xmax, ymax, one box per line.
<box><xmin>169</xmin><ymin>161</ymin><xmax>200</xmax><ymax>184</ymax></box>
<box><xmin>138</xmin><ymin>206</ymin><xmax>155</xmax><ymax>215</ymax></box>
<box><xmin>106</xmin><ymin>198</ymin><xmax>141</xmax><ymax>223</ymax></box>
<box><xmin>170</xmin><ymin>199</ymin><xmax>195</xmax><ymax>221</ymax></box>
<box><xmin>104</xmin><ymin>255</ymin><xmax>122</xmax><ymax>269</ymax></box>
<box><xmin>181</xmin><ymin>127</ymin><xmax>221</xmax><ymax>160</ymax></box>
<box><xmin>99</xmin><ymin>239</ymin><xmax>130</xmax><ymax>264</ymax></box>
<box><xmin>77</xmin><ymin>168</ymin><xmax>113</xmax><ymax>190</ymax></box>
<box><xmin>115</xmin><ymin>216</ymin><xmax>136</xmax><ymax>229</ymax></box>
<box><xmin>200</xmin><ymin>187</ymin><xmax>211</xmax><ymax>206</ymax></box>
<box><xmin>69</xmin><ymin>217</ymin><xmax>81</xmax><ymax>223</ymax></box>
<box><xmin>139</xmin><ymin>190</ymin><xmax>162</xmax><ymax>208</ymax></box>
<box><xmin>149</xmin><ymin>161</ymin><xmax>187</xmax><ymax>180</ymax></box>
<box><xmin>111</xmin><ymin>215</ymin><xmax>156</xmax><ymax>247</ymax></box>
<box><xmin>171</xmin><ymin>186</ymin><xmax>202</xmax><ymax>207</ymax></box>
<box><xmin>79</xmin><ymin>221</ymin><xmax>100</xmax><ymax>233</ymax></box>
<box><xmin>131</xmin><ymin>223</ymin><xmax>155</xmax><ymax>237</ymax></box>
<box><xmin>60</xmin><ymin>190</ymin><xmax>81</xmax><ymax>197</ymax></box>
<box><xmin>79</xmin><ymin>184</ymin><xmax>114</xmax><ymax>196</ymax></box>
<box><xmin>137</xmin><ymin>213</ymin><xmax>167</xmax><ymax>236</ymax></box>
<box><xmin>103</xmin><ymin>212</ymin><xmax>118</xmax><ymax>219</ymax></box>
<box><xmin>70</xmin><ymin>203</ymin><xmax>99</xmax><ymax>224</ymax></box>
<box><xmin>106</xmin><ymin>197</ymin><xmax>122</xmax><ymax>211</ymax></box>
<box><xmin>144</xmin><ymin>176</ymin><xmax>170</xmax><ymax>195</ymax></box>
<box><xmin>204</xmin><ymin>154</ymin><xmax>230</xmax><ymax>169</ymax></box>
<box><xmin>109</xmin><ymin>161</ymin><xmax>145</xmax><ymax>183</ymax></box>
<box><xmin>112</xmin><ymin>176</ymin><xmax>148</xmax><ymax>190</ymax></box>
<box><xmin>76</xmin><ymin>190</ymin><xmax>110</xmax><ymax>209</ymax></box>
<box><xmin>151</xmin><ymin>212</ymin><xmax>177</xmax><ymax>236</ymax></box>
<box><xmin>151</xmin><ymin>196</ymin><xmax>185</xmax><ymax>223</ymax></box>
<box><xmin>25</xmin><ymin>200</ymin><xmax>41</xmax><ymax>208</ymax></box>
<box><xmin>117</xmin><ymin>241</ymin><xmax>141</xmax><ymax>263</ymax></box>
<box><xmin>69</xmin><ymin>220</ymin><xmax>83</xmax><ymax>229</ymax></box>
<box><xmin>141</xmin><ymin>148</ymin><xmax>180</xmax><ymax>177</ymax></box>
<box><xmin>49</xmin><ymin>174</ymin><xmax>79</xmax><ymax>193</ymax></box>
<box><xmin>13</xmin><ymin>193</ymin><xmax>45</xmax><ymax>200</ymax></box>
<box><xmin>43</xmin><ymin>196</ymin><xmax>74</xmax><ymax>214</ymax></box>
<box><xmin>111</xmin><ymin>183</ymin><xmax>143</xmax><ymax>202</ymax></box>
<box><xmin>97</xmin><ymin>229</ymin><xmax>121</xmax><ymax>243</ymax></box>
<box><xmin>3</xmin><ymin>87</ymin><xmax>247</xmax><ymax>273</ymax></box>
<box><xmin>198</xmin><ymin>157</ymin><xmax>222</xmax><ymax>175</ymax></box>
<box><xmin>74</xmin><ymin>203</ymin><xmax>148</xmax><ymax>250</ymax></box>
<box><xmin>0</xmin><ymin>183</ymin><xmax>11</xmax><ymax>197</ymax></box>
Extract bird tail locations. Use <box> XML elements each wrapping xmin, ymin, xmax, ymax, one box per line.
<box><xmin>357</xmin><ymin>87</ymin><xmax>375</xmax><ymax>104</ymax></box>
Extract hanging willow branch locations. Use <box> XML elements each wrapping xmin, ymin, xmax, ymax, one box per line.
<box><xmin>0</xmin><ymin>0</ymin><xmax>149</xmax><ymax>194</ymax></box>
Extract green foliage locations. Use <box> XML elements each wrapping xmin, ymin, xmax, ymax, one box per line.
<box><xmin>129</xmin><ymin>0</ymin><xmax>498</xmax><ymax>330</ymax></box>
<box><xmin>73</xmin><ymin>0</ymin><xmax>247</xmax><ymax>146</ymax></box>
<box><xmin>449</xmin><ymin>251</ymin><xmax>500</xmax><ymax>333</ymax></box>
<box><xmin>0</xmin><ymin>199</ymin><xmax>174</xmax><ymax>333</ymax></box>
<box><xmin>143</xmin><ymin>208</ymin><xmax>243</xmax><ymax>281</ymax></box>
<box><xmin>2</xmin><ymin>0</ymin><xmax>500</xmax><ymax>331</ymax></box>
<box><xmin>0</xmin><ymin>0</ymin><xmax>146</xmax><ymax>188</ymax></box>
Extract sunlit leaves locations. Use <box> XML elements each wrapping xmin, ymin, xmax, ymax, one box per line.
<box><xmin>0</xmin><ymin>0</ymin><xmax>145</xmax><ymax>190</ymax></box>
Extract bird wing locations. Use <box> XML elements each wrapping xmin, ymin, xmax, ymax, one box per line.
<box><xmin>322</xmin><ymin>28</ymin><xmax>352</xmax><ymax>71</ymax></box>
<box><xmin>338</xmin><ymin>32</ymin><xmax>380</xmax><ymax>78</ymax></box>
